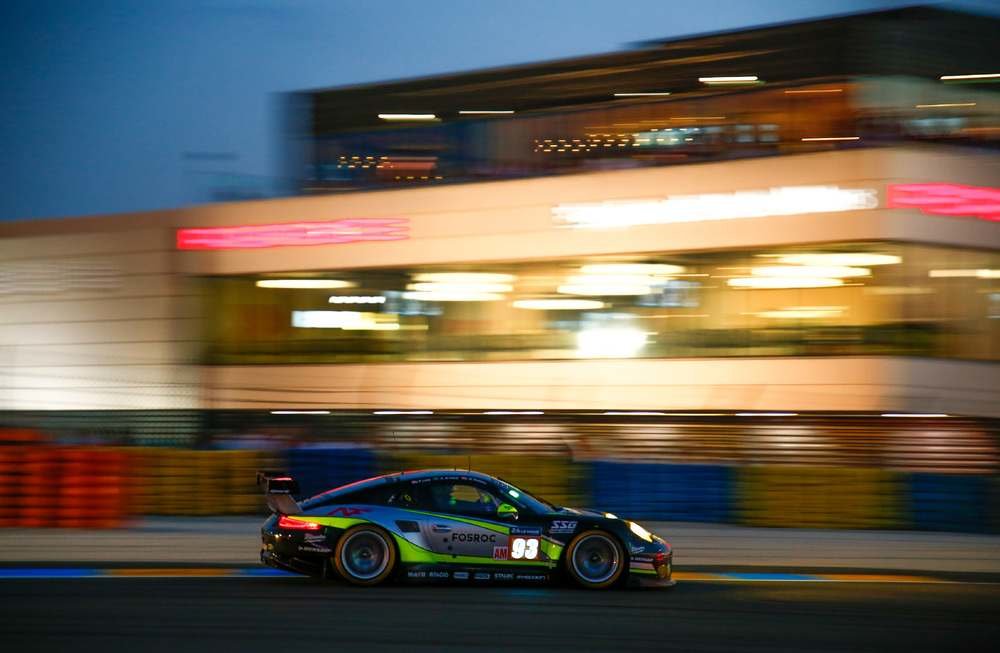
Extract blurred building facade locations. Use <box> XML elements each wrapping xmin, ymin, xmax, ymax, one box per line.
<box><xmin>1</xmin><ymin>7</ymin><xmax>998</xmax><ymax>473</ymax></box>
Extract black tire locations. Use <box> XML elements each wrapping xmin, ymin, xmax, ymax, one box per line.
<box><xmin>563</xmin><ymin>530</ymin><xmax>625</xmax><ymax>589</ymax></box>
<box><xmin>332</xmin><ymin>524</ymin><xmax>397</xmax><ymax>586</ymax></box>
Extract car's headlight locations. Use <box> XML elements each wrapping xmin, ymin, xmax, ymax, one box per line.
<box><xmin>629</xmin><ymin>521</ymin><xmax>653</xmax><ymax>543</ymax></box>
<box><xmin>604</xmin><ymin>512</ymin><xmax>618</xmax><ymax>519</ymax></box>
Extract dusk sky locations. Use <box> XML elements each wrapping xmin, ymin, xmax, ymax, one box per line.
<box><xmin>2</xmin><ymin>0</ymin><xmax>997</xmax><ymax>221</ymax></box>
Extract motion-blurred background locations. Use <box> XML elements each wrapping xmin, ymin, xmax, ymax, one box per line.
<box><xmin>1</xmin><ymin>2</ymin><xmax>999</xmax><ymax>537</ymax></box>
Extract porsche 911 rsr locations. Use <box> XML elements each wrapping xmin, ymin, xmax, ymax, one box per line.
<box><xmin>258</xmin><ymin>469</ymin><xmax>673</xmax><ymax>589</ymax></box>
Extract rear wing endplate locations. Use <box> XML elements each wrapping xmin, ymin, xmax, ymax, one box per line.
<box><xmin>256</xmin><ymin>470</ymin><xmax>302</xmax><ymax>515</ymax></box>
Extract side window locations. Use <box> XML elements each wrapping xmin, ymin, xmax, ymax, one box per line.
<box><xmin>426</xmin><ymin>481</ymin><xmax>501</xmax><ymax>516</ymax></box>
<box><xmin>386</xmin><ymin>484</ymin><xmax>419</xmax><ymax>508</ymax></box>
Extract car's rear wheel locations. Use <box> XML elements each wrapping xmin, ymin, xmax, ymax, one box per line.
<box><xmin>564</xmin><ymin>531</ymin><xmax>625</xmax><ymax>589</ymax></box>
<box><xmin>333</xmin><ymin>525</ymin><xmax>396</xmax><ymax>586</ymax></box>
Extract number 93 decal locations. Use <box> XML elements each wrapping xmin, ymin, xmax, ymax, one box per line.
<box><xmin>510</xmin><ymin>536</ymin><xmax>540</xmax><ymax>560</ymax></box>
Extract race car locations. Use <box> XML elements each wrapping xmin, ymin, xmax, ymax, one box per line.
<box><xmin>258</xmin><ymin>468</ymin><xmax>673</xmax><ymax>589</ymax></box>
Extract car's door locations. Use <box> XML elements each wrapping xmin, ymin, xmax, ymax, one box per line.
<box><xmin>417</xmin><ymin>480</ymin><xmax>510</xmax><ymax>561</ymax></box>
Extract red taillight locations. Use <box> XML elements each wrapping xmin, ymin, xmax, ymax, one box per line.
<box><xmin>278</xmin><ymin>515</ymin><xmax>321</xmax><ymax>531</ymax></box>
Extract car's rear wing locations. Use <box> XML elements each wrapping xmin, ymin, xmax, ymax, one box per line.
<box><xmin>256</xmin><ymin>470</ymin><xmax>302</xmax><ymax>515</ymax></box>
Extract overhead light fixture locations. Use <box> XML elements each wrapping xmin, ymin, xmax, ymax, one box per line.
<box><xmin>801</xmin><ymin>136</ymin><xmax>860</xmax><ymax>141</ymax></box>
<box><xmin>755</xmin><ymin>306</ymin><xmax>846</xmax><ymax>319</ymax></box>
<box><xmin>291</xmin><ymin>310</ymin><xmax>399</xmax><ymax>330</ymax></box>
<box><xmin>512</xmin><ymin>299</ymin><xmax>605</xmax><ymax>310</ymax></box>
<box><xmin>458</xmin><ymin>110</ymin><xmax>514</xmax><ymax>115</ymax></box>
<box><xmin>728</xmin><ymin>277</ymin><xmax>843</xmax><ymax>289</ymax></box>
<box><xmin>915</xmin><ymin>102</ymin><xmax>976</xmax><ymax>109</ymax></box>
<box><xmin>613</xmin><ymin>92</ymin><xmax>671</xmax><ymax>97</ymax></box>
<box><xmin>373</xmin><ymin>410</ymin><xmax>434</xmax><ymax>415</ymax></box>
<box><xmin>329</xmin><ymin>295</ymin><xmax>386</xmax><ymax>304</ymax></box>
<box><xmin>377</xmin><ymin>113</ymin><xmax>438</xmax><ymax>121</ymax></box>
<box><xmin>751</xmin><ymin>265</ymin><xmax>869</xmax><ymax>278</ymax></box>
<box><xmin>270</xmin><ymin>410</ymin><xmax>331</xmax><ymax>415</ymax></box>
<box><xmin>929</xmin><ymin>269</ymin><xmax>1000</xmax><ymax>279</ymax></box>
<box><xmin>699</xmin><ymin>76</ymin><xmax>759</xmax><ymax>85</ymax></box>
<box><xmin>559</xmin><ymin>281</ymin><xmax>652</xmax><ymax>296</ymax></box>
<box><xmin>257</xmin><ymin>279</ymin><xmax>355</xmax><ymax>289</ymax></box>
<box><xmin>776</xmin><ymin>253</ymin><xmax>900</xmax><ymax>267</ymax></box>
<box><xmin>940</xmin><ymin>73</ymin><xmax>1000</xmax><ymax>81</ymax></box>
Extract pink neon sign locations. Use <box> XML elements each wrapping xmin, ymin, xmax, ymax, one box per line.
<box><xmin>176</xmin><ymin>218</ymin><xmax>409</xmax><ymax>250</ymax></box>
<box><xmin>887</xmin><ymin>183</ymin><xmax>1000</xmax><ymax>222</ymax></box>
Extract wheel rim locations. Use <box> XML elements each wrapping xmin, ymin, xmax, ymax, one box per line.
<box><xmin>571</xmin><ymin>534</ymin><xmax>620</xmax><ymax>584</ymax></box>
<box><xmin>340</xmin><ymin>530</ymin><xmax>390</xmax><ymax>580</ymax></box>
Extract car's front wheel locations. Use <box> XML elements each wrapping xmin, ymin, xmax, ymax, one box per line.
<box><xmin>564</xmin><ymin>531</ymin><xmax>625</xmax><ymax>589</ymax></box>
<box><xmin>332</xmin><ymin>525</ymin><xmax>396</xmax><ymax>586</ymax></box>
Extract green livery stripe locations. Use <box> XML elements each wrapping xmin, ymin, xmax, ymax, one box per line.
<box><xmin>631</xmin><ymin>568</ymin><xmax>658</xmax><ymax>576</ymax></box>
<box><xmin>401</xmin><ymin>510</ymin><xmax>511</xmax><ymax>535</ymax></box>
<box><xmin>391</xmin><ymin>533</ymin><xmax>437</xmax><ymax>563</ymax></box>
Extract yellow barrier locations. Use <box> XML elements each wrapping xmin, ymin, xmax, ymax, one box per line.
<box><xmin>379</xmin><ymin>453</ymin><xmax>586</xmax><ymax>508</ymax></box>
<box><xmin>737</xmin><ymin>465</ymin><xmax>904</xmax><ymax>529</ymax></box>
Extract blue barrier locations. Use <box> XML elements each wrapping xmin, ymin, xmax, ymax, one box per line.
<box><xmin>287</xmin><ymin>444</ymin><xmax>377</xmax><ymax>499</ymax></box>
<box><xmin>907</xmin><ymin>473</ymin><xmax>989</xmax><ymax>533</ymax></box>
<box><xmin>590</xmin><ymin>461</ymin><xmax>733</xmax><ymax>522</ymax></box>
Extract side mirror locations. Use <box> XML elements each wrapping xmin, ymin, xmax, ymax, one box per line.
<box><xmin>497</xmin><ymin>503</ymin><xmax>519</xmax><ymax>521</ymax></box>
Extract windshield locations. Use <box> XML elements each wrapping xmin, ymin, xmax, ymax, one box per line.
<box><xmin>495</xmin><ymin>477</ymin><xmax>558</xmax><ymax>513</ymax></box>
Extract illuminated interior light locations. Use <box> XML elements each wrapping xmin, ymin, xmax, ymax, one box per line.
<box><xmin>407</xmin><ymin>282</ymin><xmax>512</xmax><ymax>293</ymax></box>
<box><xmin>940</xmin><ymin>73</ymin><xmax>1000</xmax><ymax>80</ymax></box>
<box><xmin>554</xmin><ymin>186</ymin><xmax>878</xmax><ymax>229</ymax></box>
<box><xmin>377</xmin><ymin>113</ymin><xmax>438</xmax><ymax>121</ymax></box>
<box><xmin>751</xmin><ymin>265</ymin><xmax>870</xmax><ymax>278</ymax></box>
<box><xmin>512</xmin><ymin>299</ymin><xmax>605</xmax><ymax>310</ymax></box>
<box><xmin>728</xmin><ymin>277</ymin><xmax>843</xmax><ymax>289</ymax></box>
<box><xmin>402</xmin><ymin>291</ymin><xmax>505</xmax><ymax>302</ymax></box>
<box><xmin>576</xmin><ymin>327</ymin><xmax>648</xmax><ymax>358</ymax></box>
<box><xmin>613</xmin><ymin>92</ymin><xmax>672</xmax><ymax>97</ymax></box>
<box><xmin>755</xmin><ymin>306</ymin><xmax>846</xmax><ymax>319</ymax></box>
<box><xmin>880</xmin><ymin>413</ymin><xmax>950</xmax><ymax>417</ymax></box>
<box><xmin>735</xmin><ymin>412</ymin><xmax>798</xmax><ymax>417</ymax></box>
<box><xmin>458</xmin><ymin>110</ymin><xmax>515</xmax><ymax>114</ymax></box>
<box><xmin>328</xmin><ymin>295</ymin><xmax>387</xmax><ymax>304</ymax></box>
<box><xmin>776</xmin><ymin>253</ymin><xmax>901</xmax><ymax>267</ymax></box>
<box><xmin>291</xmin><ymin>310</ymin><xmax>400</xmax><ymax>330</ymax></box>
<box><xmin>929</xmin><ymin>269</ymin><xmax>1000</xmax><ymax>279</ymax></box>
<box><xmin>373</xmin><ymin>410</ymin><xmax>434</xmax><ymax>415</ymax></box>
<box><xmin>270</xmin><ymin>410</ymin><xmax>331</xmax><ymax>415</ymax></box>
<box><xmin>698</xmin><ymin>76</ymin><xmax>759</xmax><ymax>84</ymax></box>
<box><xmin>915</xmin><ymin>102</ymin><xmax>976</xmax><ymax>108</ymax></box>
<box><xmin>412</xmin><ymin>273</ymin><xmax>515</xmax><ymax>284</ymax></box>
<box><xmin>801</xmin><ymin>136</ymin><xmax>861</xmax><ymax>141</ymax></box>
<box><xmin>783</xmin><ymin>88</ymin><xmax>843</xmax><ymax>94</ymax></box>
<box><xmin>482</xmin><ymin>411</ymin><xmax>545</xmax><ymax>415</ymax></box>
<box><xmin>257</xmin><ymin>279</ymin><xmax>355</xmax><ymax>289</ymax></box>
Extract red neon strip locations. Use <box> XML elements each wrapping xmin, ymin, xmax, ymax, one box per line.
<box><xmin>887</xmin><ymin>183</ymin><xmax>1000</xmax><ymax>222</ymax></box>
<box><xmin>176</xmin><ymin>218</ymin><xmax>409</xmax><ymax>250</ymax></box>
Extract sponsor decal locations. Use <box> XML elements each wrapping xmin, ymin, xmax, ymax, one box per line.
<box><xmin>549</xmin><ymin>520</ymin><xmax>577</xmax><ymax>534</ymax></box>
<box><xmin>514</xmin><ymin>574</ymin><xmax>547</xmax><ymax>582</ymax></box>
<box><xmin>299</xmin><ymin>545</ymin><xmax>331</xmax><ymax>553</ymax></box>
<box><xmin>407</xmin><ymin>570</ymin><xmax>427</xmax><ymax>579</ymax></box>
<box><xmin>494</xmin><ymin>572</ymin><xmax>515</xmax><ymax>581</ymax></box>
<box><xmin>304</xmin><ymin>533</ymin><xmax>327</xmax><ymax>543</ymax></box>
<box><xmin>327</xmin><ymin>507</ymin><xmax>370</xmax><ymax>517</ymax></box>
<box><xmin>493</xmin><ymin>546</ymin><xmax>509</xmax><ymax>561</ymax></box>
<box><xmin>509</xmin><ymin>526</ymin><xmax>542</xmax><ymax>536</ymax></box>
<box><xmin>428</xmin><ymin>571</ymin><xmax>449</xmax><ymax>579</ymax></box>
<box><xmin>510</xmin><ymin>537</ymin><xmax>540</xmax><ymax>560</ymax></box>
<box><xmin>452</xmin><ymin>532</ymin><xmax>497</xmax><ymax>543</ymax></box>
<box><xmin>474</xmin><ymin>572</ymin><xmax>490</xmax><ymax>581</ymax></box>
<box><xmin>453</xmin><ymin>571</ymin><xmax>469</xmax><ymax>580</ymax></box>
<box><xmin>629</xmin><ymin>545</ymin><xmax>646</xmax><ymax>555</ymax></box>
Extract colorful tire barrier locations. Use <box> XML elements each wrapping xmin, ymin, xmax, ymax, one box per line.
<box><xmin>736</xmin><ymin>465</ymin><xmax>905</xmax><ymax>529</ymax></box>
<box><xmin>379</xmin><ymin>453</ymin><xmax>587</xmax><ymax>508</ymax></box>
<box><xmin>590</xmin><ymin>461</ymin><xmax>733</xmax><ymax>522</ymax></box>
<box><xmin>288</xmin><ymin>444</ymin><xmax>377</xmax><ymax>499</ymax></box>
<box><xmin>907</xmin><ymin>473</ymin><xmax>990</xmax><ymax>533</ymax></box>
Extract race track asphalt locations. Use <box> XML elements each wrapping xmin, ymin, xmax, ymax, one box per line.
<box><xmin>1</xmin><ymin>577</ymin><xmax>998</xmax><ymax>652</ymax></box>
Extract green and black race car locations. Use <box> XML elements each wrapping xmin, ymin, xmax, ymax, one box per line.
<box><xmin>258</xmin><ymin>469</ymin><xmax>673</xmax><ymax>589</ymax></box>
